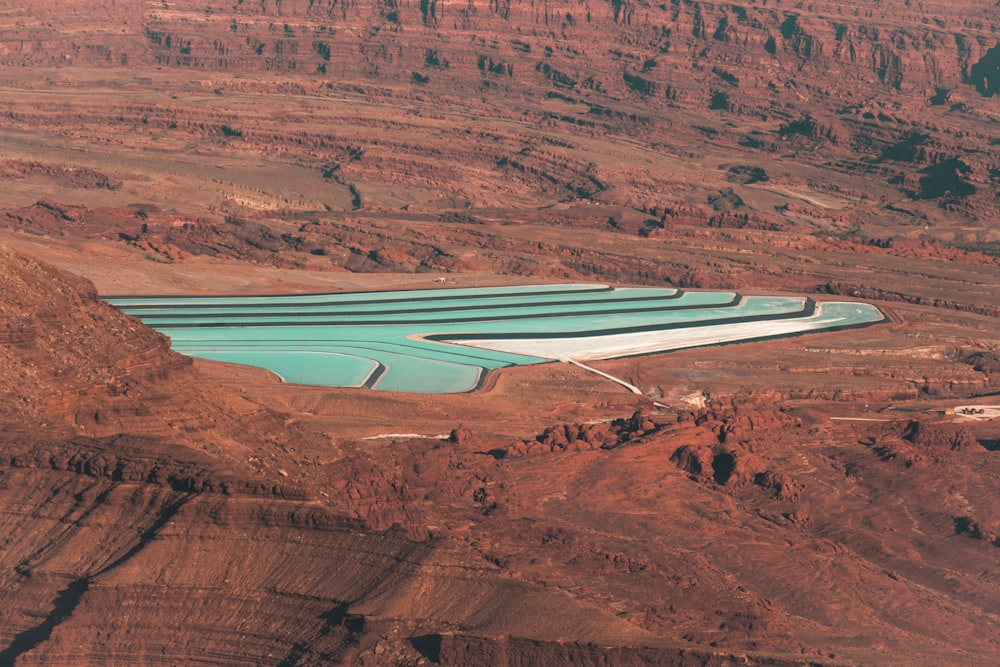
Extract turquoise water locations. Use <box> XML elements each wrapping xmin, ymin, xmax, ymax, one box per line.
<box><xmin>178</xmin><ymin>350</ymin><xmax>380</xmax><ymax>386</ymax></box>
<box><xmin>106</xmin><ymin>285</ymin><xmax>883</xmax><ymax>393</ymax></box>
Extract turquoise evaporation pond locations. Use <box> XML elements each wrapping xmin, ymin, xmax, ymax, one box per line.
<box><xmin>105</xmin><ymin>284</ymin><xmax>878</xmax><ymax>393</ymax></box>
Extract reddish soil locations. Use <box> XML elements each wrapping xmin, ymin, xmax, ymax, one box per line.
<box><xmin>1</xmin><ymin>0</ymin><xmax>999</xmax><ymax>665</ymax></box>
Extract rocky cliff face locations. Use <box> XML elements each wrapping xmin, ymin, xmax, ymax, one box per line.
<box><xmin>0</xmin><ymin>245</ymin><xmax>309</xmax><ymax>476</ymax></box>
<box><xmin>3</xmin><ymin>0</ymin><xmax>996</xmax><ymax>99</ymax></box>
<box><xmin>144</xmin><ymin>1</ymin><xmax>1000</xmax><ymax>109</ymax></box>
<box><xmin>0</xmin><ymin>245</ymin><xmax>184</xmax><ymax>432</ymax></box>
<box><xmin>0</xmin><ymin>0</ymin><xmax>147</xmax><ymax>66</ymax></box>
<box><xmin>1</xmin><ymin>0</ymin><xmax>996</xmax><ymax>258</ymax></box>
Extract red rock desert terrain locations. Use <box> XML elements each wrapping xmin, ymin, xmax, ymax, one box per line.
<box><xmin>0</xmin><ymin>0</ymin><xmax>999</xmax><ymax>664</ymax></box>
